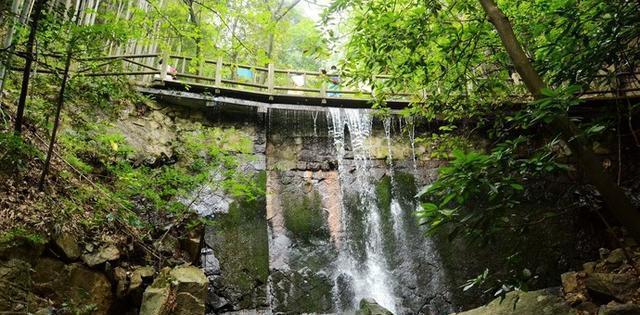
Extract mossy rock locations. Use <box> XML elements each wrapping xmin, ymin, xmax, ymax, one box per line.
<box><xmin>270</xmin><ymin>269</ymin><xmax>335</xmax><ymax>313</ymax></box>
<box><xmin>209</xmin><ymin>171</ymin><xmax>269</xmax><ymax>309</ymax></box>
<box><xmin>454</xmin><ymin>288</ymin><xmax>575</xmax><ymax>315</ymax></box>
<box><xmin>282</xmin><ymin>191</ymin><xmax>329</xmax><ymax>243</ymax></box>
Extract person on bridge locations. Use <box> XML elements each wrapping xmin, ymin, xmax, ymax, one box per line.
<box><xmin>155</xmin><ymin>59</ymin><xmax>177</xmax><ymax>80</ymax></box>
<box><xmin>327</xmin><ymin>65</ymin><xmax>341</xmax><ymax>97</ymax></box>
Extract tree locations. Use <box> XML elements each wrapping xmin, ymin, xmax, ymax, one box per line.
<box><xmin>477</xmin><ymin>0</ymin><xmax>640</xmax><ymax>239</ymax></box>
<box><xmin>326</xmin><ymin>0</ymin><xmax>640</xmax><ymax>238</ymax></box>
<box><xmin>38</xmin><ymin>0</ymin><xmax>82</xmax><ymax>190</ymax></box>
<box><xmin>14</xmin><ymin>0</ymin><xmax>46</xmax><ymax>134</ymax></box>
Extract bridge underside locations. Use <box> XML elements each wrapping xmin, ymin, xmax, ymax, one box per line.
<box><xmin>136</xmin><ymin>79</ymin><xmax>640</xmax><ymax>114</ymax></box>
<box><xmin>138</xmin><ymin>79</ymin><xmax>411</xmax><ymax>111</ymax></box>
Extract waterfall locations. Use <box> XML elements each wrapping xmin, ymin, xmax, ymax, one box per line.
<box><xmin>328</xmin><ymin>108</ymin><xmax>398</xmax><ymax>313</ymax></box>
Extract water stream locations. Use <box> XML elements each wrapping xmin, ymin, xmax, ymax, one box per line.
<box><xmin>328</xmin><ymin>108</ymin><xmax>398</xmax><ymax>313</ymax></box>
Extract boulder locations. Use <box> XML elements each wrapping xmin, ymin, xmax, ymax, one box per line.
<box><xmin>66</xmin><ymin>263</ymin><xmax>113</xmax><ymax>314</ymax></box>
<box><xmin>561</xmin><ymin>272</ymin><xmax>589</xmax><ymax>305</ymax></box>
<box><xmin>453</xmin><ymin>288</ymin><xmax>576</xmax><ymax>315</ymax></box>
<box><xmin>605</xmin><ymin>249</ymin><xmax>625</xmax><ymax>266</ymax></box>
<box><xmin>54</xmin><ymin>232</ymin><xmax>81</xmax><ymax>260</ymax></box>
<box><xmin>358</xmin><ymin>298</ymin><xmax>394</xmax><ymax>315</ymax></box>
<box><xmin>182</xmin><ymin>235</ymin><xmax>201</xmax><ymax>263</ymax></box>
<box><xmin>113</xmin><ymin>266</ymin><xmax>128</xmax><ymax>298</ymax></box>
<box><xmin>130</xmin><ymin>265</ymin><xmax>155</xmax><ymax>292</ymax></box>
<box><xmin>140</xmin><ymin>265</ymin><xmax>208</xmax><ymax>315</ymax></box>
<box><xmin>583</xmin><ymin>262</ymin><xmax>597</xmax><ymax>274</ymax></box>
<box><xmin>0</xmin><ymin>259</ymin><xmax>32</xmax><ymax>312</ymax></box>
<box><xmin>598</xmin><ymin>302</ymin><xmax>640</xmax><ymax>315</ymax></box>
<box><xmin>140</xmin><ymin>285</ymin><xmax>172</xmax><ymax>315</ymax></box>
<box><xmin>32</xmin><ymin>258</ymin><xmax>113</xmax><ymax>315</ymax></box>
<box><xmin>585</xmin><ymin>273</ymin><xmax>640</xmax><ymax>302</ymax></box>
<box><xmin>170</xmin><ymin>265</ymin><xmax>208</xmax><ymax>303</ymax></box>
<box><xmin>82</xmin><ymin>245</ymin><xmax>120</xmax><ymax>267</ymax></box>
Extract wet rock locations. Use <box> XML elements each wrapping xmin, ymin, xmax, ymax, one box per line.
<box><xmin>82</xmin><ymin>244</ymin><xmax>120</xmax><ymax>267</ymax></box>
<box><xmin>54</xmin><ymin>232</ymin><xmax>81</xmax><ymax>260</ymax></box>
<box><xmin>207</xmin><ymin>289</ymin><xmax>231</xmax><ymax>312</ymax></box>
<box><xmin>269</xmin><ymin>268</ymin><xmax>334</xmax><ymax>314</ymax></box>
<box><xmin>598</xmin><ymin>302</ymin><xmax>640</xmax><ymax>315</ymax></box>
<box><xmin>585</xmin><ymin>273</ymin><xmax>640</xmax><ymax>302</ymax></box>
<box><xmin>202</xmin><ymin>248</ymin><xmax>221</xmax><ymax>276</ymax></box>
<box><xmin>336</xmin><ymin>273</ymin><xmax>356</xmax><ymax>311</ymax></box>
<box><xmin>358</xmin><ymin>298</ymin><xmax>393</xmax><ymax>315</ymax></box>
<box><xmin>453</xmin><ymin>288</ymin><xmax>575</xmax><ymax>315</ymax></box>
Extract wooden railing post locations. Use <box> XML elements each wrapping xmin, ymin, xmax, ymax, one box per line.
<box><xmin>198</xmin><ymin>59</ymin><xmax>204</xmax><ymax>82</ymax></box>
<box><xmin>215</xmin><ymin>56</ymin><xmax>223</xmax><ymax>86</ymax></box>
<box><xmin>320</xmin><ymin>80</ymin><xmax>327</xmax><ymax>99</ymax></box>
<box><xmin>267</xmin><ymin>63</ymin><xmax>275</xmax><ymax>95</ymax></box>
<box><xmin>160</xmin><ymin>51</ymin><xmax>169</xmax><ymax>81</ymax></box>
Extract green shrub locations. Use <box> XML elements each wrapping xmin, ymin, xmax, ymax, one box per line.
<box><xmin>0</xmin><ymin>132</ymin><xmax>39</xmax><ymax>174</ymax></box>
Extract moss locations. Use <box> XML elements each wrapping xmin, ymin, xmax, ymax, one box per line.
<box><xmin>375</xmin><ymin>175</ymin><xmax>399</xmax><ymax>267</ymax></box>
<box><xmin>282</xmin><ymin>191</ymin><xmax>329</xmax><ymax>244</ymax></box>
<box><xmin>213</xmin><ymin>171</ymin><xmax>269</xmax><ymax>309</ymax></box>
<box><xmin>270</xmin><ymin>270</ymin><xmax>335</xmax><ymax>313</ymax></box>
<box><xmin>343</xmin><ymin>194</ymin><xmax>367</xmax><ymax>264</ymax></box>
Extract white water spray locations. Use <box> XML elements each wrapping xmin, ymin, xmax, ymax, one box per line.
<box><xmin>328</xmin><ymin>108</ymin><xmax>398</xmax><ymax>314</ymax></box>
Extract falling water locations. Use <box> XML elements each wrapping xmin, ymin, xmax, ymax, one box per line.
<box><xmin>328</xmin><ymin>108</ymin><xmax>398</xmax><ymax>313</ymax></box>
<box><xmin>406</xmin><ymin>116</ymin><xmax>418</xmax><ymax>171</ymax></box>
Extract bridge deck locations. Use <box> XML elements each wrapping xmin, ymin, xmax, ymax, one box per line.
<box><xmin>9</xmin><ymin>53</ymin><xmax>640</xmax><ymax>111</ymax></box>
<box><xmin>139</xmin><ymin>78</ymin><xmax>640</xmax><ymax>114</ymax></box>
<box><xmin>143</xmin><ymin>79</ymin><xmax>412</xmax><ymax>110</ymax></box>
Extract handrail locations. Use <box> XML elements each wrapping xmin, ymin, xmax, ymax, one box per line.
<box><xmin>9</xmin><ymin>51</ymin><xmax>640</xmax><ymax>103</ymax></box>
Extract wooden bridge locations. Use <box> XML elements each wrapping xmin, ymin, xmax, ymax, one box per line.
<box><xmin>13</xmin><ymin>53</ymin><xmax>640</xmax><ymax>111</ymax></box>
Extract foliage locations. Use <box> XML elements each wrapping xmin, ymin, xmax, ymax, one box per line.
<box><xmin>0</xmin><ymin>131</ymin><xmax>39</xmax><ymax>174</ymax></box>
<box><xmin>326</xmin><ymin>0</ymin><xmax>640</xmax><ymax>120</ymax></box>
<box><xmin>0</xmin><ymin>227</ymin><xmax>47</xmax><ymax>246</ymax></box>
<box><xmin>416</xmin><ymin>88</ymin><xmax>580</xmax><ymax>240</ymax></box>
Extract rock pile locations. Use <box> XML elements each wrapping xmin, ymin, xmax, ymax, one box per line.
<box><xmin>561</xmin><ymin>247</ymin><xmax>640</xmax><ymax>314</ymax></box>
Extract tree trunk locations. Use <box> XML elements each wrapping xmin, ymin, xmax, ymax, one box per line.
<box><xmin>14</xmin><ymin>0</ymin><xmax>46</xmax><ymax>134</ymax></box>
<box><xmin>0</xmin><ymin>0</ymin><xmax>24</xmax><ymax>73</ymax></box>
<box><xmin>478</xmin><ymin>0</ymin><xmax>640</xmax><ymax>240</ymax></box>
<box><xmin>38</xmin><ymin>0</ymin><xmax>80</xmax><ymax>190</ymax></box>
<box><xmin>0</xmin><ymin>0</ymin><xmax>27</xmax><ymax>99</ymax></box>
<box><xmin>186</xmin><ymin>0</ymin><xmax>201</xmax><ymax>69</ymax></box>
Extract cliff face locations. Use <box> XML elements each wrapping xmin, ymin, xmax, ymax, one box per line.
<box><xmin>0</xmin><ymin>94</ymin><xmax>608</xmax><ymax>315</ymax></box>
<box><xmin>190</xmin><ymin>105</ymin><xmax>603</xmax><ymax>314</ymax></box>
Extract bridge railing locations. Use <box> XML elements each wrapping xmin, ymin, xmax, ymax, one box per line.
<box><xmin>158</xmin><ymin>53</ymin><xmax>415</xmax><ymax>100</ymax></box>
<box><xmin>8</xmin><ymin>52</ymin><xmax>640</xmax><ymax>102</ymax></box>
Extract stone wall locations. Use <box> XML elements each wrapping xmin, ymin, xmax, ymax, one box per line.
<box><xmin>189</xmin><ymin>104</ymin><xmax>603</xmax><ymax>315</ymax></box>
